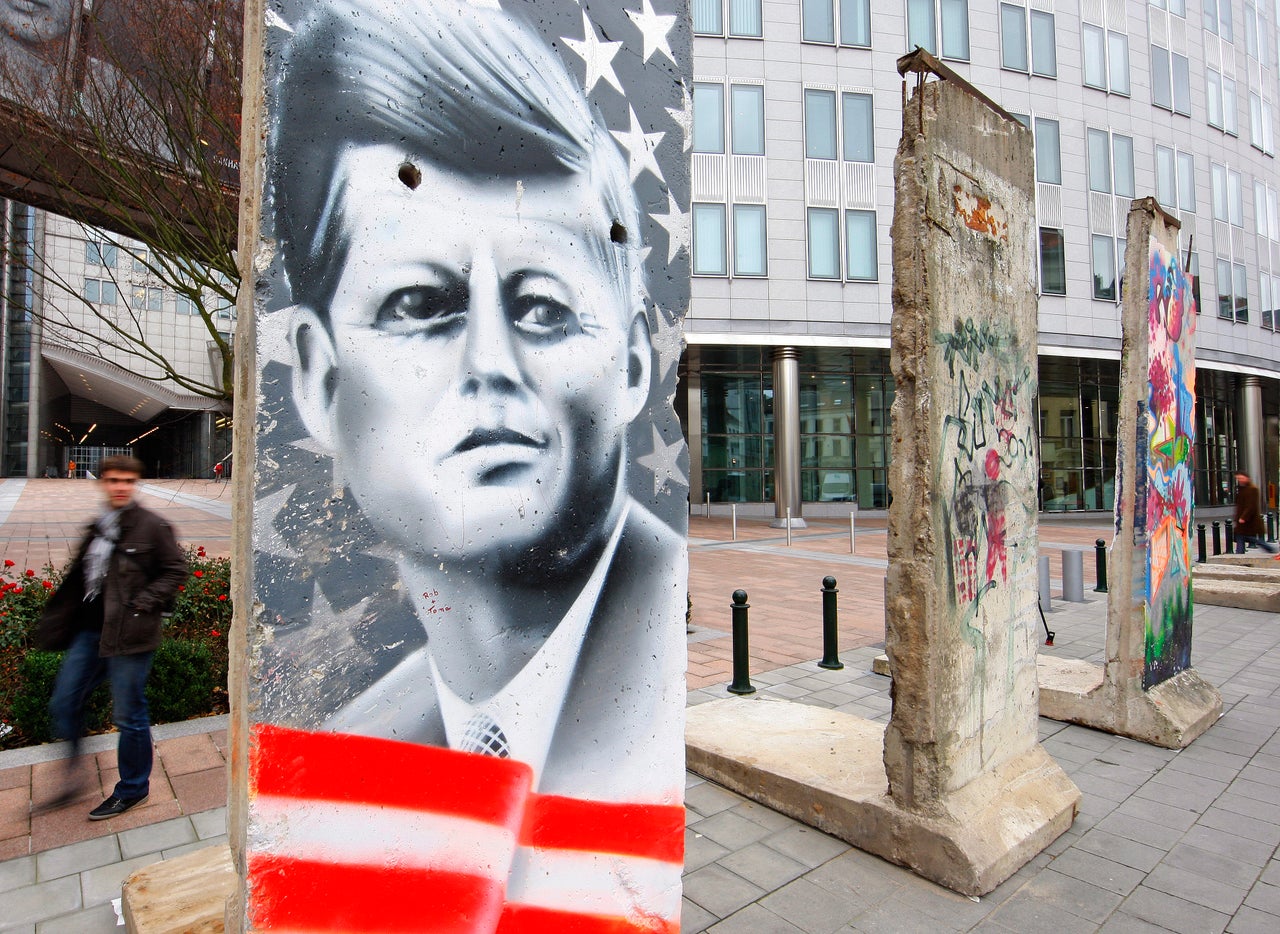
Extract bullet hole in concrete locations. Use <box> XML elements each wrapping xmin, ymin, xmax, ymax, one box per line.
<box><xmin>610</xmin><ymin>220</ymin><xmax>628</xmax><ymax>244</ymax></box>
<box><xmin>398</xmin><ymin>162</ymin><xmax>422</xmax><ymax>190</ymax></box>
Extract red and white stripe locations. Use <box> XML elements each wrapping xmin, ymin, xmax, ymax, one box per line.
<box><xmin>247</xmin><ymin>725</ymin><xmax>684</xmax><ymax>933</ymax></box>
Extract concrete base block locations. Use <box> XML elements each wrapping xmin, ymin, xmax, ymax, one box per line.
<box><xmin>685</xmin><ymin>696</ymin><xmax>1079</xmax><ymax>897</ymax></box>
<box><xmin>122</xmin><ymin>844</ymin><xmax>233</xmax><ymax>933</ymax></box>
<box><xmin>1037</xmin><ymin>658</ymin><xmax>1221</xmax><ymax>748</ymax></box>
<box><xmin>1193</xmin><ymin>578</ymin><xmax>1280</xmax><ymax>611</ymax></box>
<box><xmin>1194</xmin><ymin>564</ymin><xmax>1280</xmax><ymax>583</ymax></box>
<box><xmin>1207</xmin><ymin>554</ymin><xmax>1280</xmax><ymax>569</ymax></box>
<box><xmin>871</xmin><ymin>653</ymin><xmax>890</xmax><ymax>676</ymax></box>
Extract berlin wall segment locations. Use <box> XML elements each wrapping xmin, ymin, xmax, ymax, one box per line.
<box><xmin>685</xmin><ymin>59</ymin><xmax>1077</xmax><ymax>901</ymax></box>
<box><xmin>1038</xmin><ymin>200</ymin><xmax>1221</xmax><ymax>747</ymax></box>
<box><xmin>229</xmin><ymin>1</ymin><xmax>693</xmax><ymax>931</ymax></box>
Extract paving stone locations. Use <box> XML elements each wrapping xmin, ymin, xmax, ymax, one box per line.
<box><xmin>1120</xmin><ymin>885</ymin><xmax>1231</xmax><ymax>934</ymax></box>
<box><xmin>682</xmin><ymin>863</ymin><xmax>766</xmax><ymax>918</ymax></box>
<box><xmin>116</xmin><ymin>816</ymin><xmax>195</xmax><ymax>860</ymax></box>
<box><xmin>1143</xmin><ymin>863</ymin><xmax>1248</xmax><ymax>915</ymax></box>
<box><xmin>1049</xmin><ymin>847</ymin><xmax>1147</xmax><ymax>895</ymax></box>
<box><xmin>34</xmin><ymin>835</ymin><xmax>121</xmax><ymax>882</ymax></box>
<box><xmin>758</xmin><ymin>877</ymin><xmax>867</xmax><ymax>934</ymax></box>
<box><xmin>681</xmin><ymin>897</ymin><xmax>719</xmax><ymax>934</ymax></box>
<box><xmin>1096</xmin><ymin>914</ymin><xmax>1169</xmax><ymax>933</ymax></box>
<box><xmin>690</xmin><ymin>809</ymin><xmax>774</xmax><ymax>850</ymax></box>
<box><xmin>705</xmin><ymin>903</ymin><xmax>804</xmax><ymax>933</ymax></box>
<box><xmin>1227</xmin><ymin>904</ymin><xmax>1280</xmax><ymax>934</ymax></box>
<box><xmin>79</xmin><ymin>853</ymin><xmax>160</xmax><ymax>905</ymax></box>
<box><xmin>189</xmin><ymin>806</ymin><xmax>227</xmax><ymax>840</ymax></box>
<box><xmin>3</xmin><ymin>876</ymin><xmax>82</xmax><ymax>926</ymax></box>
<box><xmin>1021</xmin><ymin>867</ymin><xmax>1126</xmax><ymax>922</ymax></box>
<box><xmin>848</xmin><ymin>890</ymin><xmax>973</xmax><ymax>934</ymax></box>
<box><xmin>0</xmin><ymin>854</ymin><xmax>36</xmax><ymax>894</ymax></box>
<box><xmin>1195</xmin><ymin>806</ymin><xmax>1280</xmax><ymax>846</ymax></box>
<box><xmin>35</xmin><ymin>901</ymin><xmax>120</xmax><ymax>934</ymax></box>
<box><xmin>986</xmin><ymin>893</ymin><xmax>1100</xmax><ymax>934</ymax></box>
<box><xmin>685</xmin><ymin>781</ymin><xmax>745</xmax><ymax>818</ymax></box>
<box><xmin>1242</xmin><ymin>880</ymin><xmax>1280</xmax><ymax>915</ymax></box>
<box><xmin>802</xmin><ymin>847</ymin><xmax>911</xmax><ymax>905</ymax></box>
<box><xmin>759</xmin><ymin>823</ymin><xmax>849</xmax><ymax>869</ymax></box>
<box><xmin>1074</xmin><ymin>828</ymin><xmax>1165</xmax><ymax>873</ymax></box>
<box><xmin>717</xmin><ymin>841</ymin><xmax>808</xmax><ymax>891</ymax></box>
<box><xmin>1163</xmin><ymin>841</ymin><xmax>1266</xmax><ymax>887</ymax></box>
<box><xmin>684</xmin><ymin>829</ymin><xmax>730</xmax><ymax>872</ymax></box>
<box><xmin>1094</xmin><ymin>811</ymin><xmax>1188</xmax><ymax>850</ymax></box>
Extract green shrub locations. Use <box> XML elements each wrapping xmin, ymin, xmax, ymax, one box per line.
<box><xmin>9</xmin><ymin>651</ymin><xmax>111</xmax><ymax>745</ymax></box>
<box><xmin>146</xmin><ymin>639</ymin><xmax>217</xmax><ymax>723</ymax></box>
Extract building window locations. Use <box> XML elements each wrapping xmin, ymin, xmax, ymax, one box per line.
<box><xmin>844</xmin><ymin>210</ymin><xmax>877</xmax><ymax>280</ymax></box>
<box><xmin>692</xmin><ymin>0</ymin><xmax>762</xmax><ymax>37</ymax></box>
<box><xmin>130</xmin><ymin>286</ymin><xmax>163</xmax><ymax>312</ymax></box>
<box><xmin>1150</xmin><ymin>45</ymin><xmax>1191</xmax><ymax>114</ymax></box>
<box><xmin>802</xmin><ymin>0</ymin><xmax>871</xmax><ymax>47</ymax></box>
<box><xmin>1000</xmin><ymin>3</ymin><xmax>1056</xmax><ymax>76</ymax></box>
<box><xmin>1207</xmin><ymin>72</ymin><xmax>1240</xmax><ymax>135</ymax></box>
<box><xmin>1082</xmin><ymin>20</ymin><xmax>1130</xmax><ymax>96</ymax></box>
<box><xmin>1234</xmin><ymin>263</ymin><xmax>1249</xmax><ymax>322</ymax></box>
<box><xmin>693</xmin><ymin>83</ymin><xmax>725</xmax><ymax>154</ymax></box>
<box><xmin>731</xmin><ymin>84</ymin><xmax>765</xmax><ymax>155</ymax></box>
<box><xmin>1087</xmin><ymin>128</ymin><xmax>1133</xmax><ymax>197</ymax></box>
<box><xmin>1092</xmin><ymin>235</ymin><xmax>1116</xmax><ymax>301</ymax></box>
<box><xmin>907</xmin><ymin>0</ymin><xmax>970</xmax><ymax>61</ymax></box>
<box><xmin>1262</xmin><ymin>273</ymin><xmax>1274</xmax><ymax>329</ymax></box>
<box><xmin>804</xmin><ymin>89</ymin><xmax>837</xmax><ymax>159</ymax></box>
<box><xmin>693</xmin><ymin>203</ymin><xmax>728</xmax><ymax>276</ymax></box>
<box><xmin>175</xmin><ymin>294</ymin><xmax>197</xmax><ymax>316</ymax></box>
<box><xmin>1034</xmin><ymin>117</ymin><xmax>1061</xmax><ymax>184</ymax></box>
<box><xmin>1248</xmin><ymin>92</ymin><xmax>1275</xmax><ymax>154</ymax></box>
<box><xmin>842</xmin><ymin>92</ymin><xmax>874</xmax><ymax>162</ymax></box>
<box><xmin>1204</xmin><ymin>0</ymin><xmax>1233</xmax><ymax>41</ymax></box>
<box><xmin>1040</xmin><ymin>228</ymin><xmax>1066</xmax><ymax>295</ymax></box>
<box><xmin>733</xmin><ymin>205</ymin><xmax>768</xmax><ymax>276</ymax></box>
<box><xmin>85</xmin><ymin>240</ymin><xmax>117</xmax><ymax>268</ymax></box>
<box><xmin>82</xmin><ymin>278</ymin><xmax>118</xmax><ymax>305</ymax></box>
<box><xmin>807</xmin><ymin>208</ymin><xmax>841</xmax><ymax>279</ymax></box>
<box><xmin>1217</xmin><ymin>258</ymin><xmax>1233</xmax><ymax>317</ymax></box>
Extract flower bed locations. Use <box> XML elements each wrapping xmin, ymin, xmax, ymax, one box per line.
<box><xmin>0</xmin><ymin>547</ymin><xmax>230</xmax><ymax>750</ymax></box>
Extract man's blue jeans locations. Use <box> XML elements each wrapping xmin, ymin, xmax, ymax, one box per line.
<box><xmin>50</xmin><ymin>629</ymin><xmax>155</xmax><ymax>799</ymax></box>
<box><xmin>1235</xmin><ymin>532</ymin><xmax>1279</xmax><ymax>555</ymax></box>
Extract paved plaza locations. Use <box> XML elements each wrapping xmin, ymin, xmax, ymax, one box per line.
<box><xmin>2</xmin><ymin>479</ymin><xmax>1279</xmax><ymax>932</ymax></box>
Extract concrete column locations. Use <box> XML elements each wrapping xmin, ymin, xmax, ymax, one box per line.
<box><xmin>771</xmin><ymin>346</ymin><xmax>805</xmax><ymax>528</ymax></box>
<box><xmin>1238</xmin><ymin>375</ymin><xmax>1265</xmax><ymax>485</ymax></box>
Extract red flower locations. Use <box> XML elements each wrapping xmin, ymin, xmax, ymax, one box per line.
<box><xmin>193</xmin><ymin>570</ymin><xmax>204</xmax><ymax>578</ymax></box>
<box><xmin>24</xmin><ymin>569</ymin><xmax>34</xmax><ymax>577</ymax></box>
<box><xmin>211</xmin><ymin>630</ymin><xmax>221</xmax><ymax>638</ymax></box>
<box><xmin>218</xmin><ymin>594</ymin><xmax>228</xmax><ymax>602</ymax></box>
<box><xmin>197</xmin><ymin>547</ymin><xmax>206</xmax><ymax>557</ymax></box>
<box><xmin>3</xmin><ymin>559</ymin><xmax>13</xmax><ymax>568</ymax></box>
<box><xmin>178</xmin><ymin>585</ymin><xmax>186</xmax><ymax>592</ymax></box>
<box><xmin>42</xmin><ymin>580</ymin><xmax>53</xmax><ymax>590</ymax></box>
<box><xmin>13</xmin><ymin>586</ymin><xmax>21</xmax><ymax>594</ymax></box>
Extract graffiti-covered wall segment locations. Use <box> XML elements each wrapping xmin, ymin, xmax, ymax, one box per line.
<box><xmin>237</xmin><ymin>1</ymin><xmax>691</xmax><ymax>931</ymax></box>
<box><xmin>885</xmin><ymin>71</ymin><xmax>1043</xmax><ymax>805</ymax></box>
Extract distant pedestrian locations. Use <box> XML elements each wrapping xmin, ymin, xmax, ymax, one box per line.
<box><xmin>1233</xmin><ymin>472</ymin><xmax>1277</xmax><ymax>554</ymax></box>
<box><xmin>34</xmin><ymin>455</ymin><xmax>187</xmax><ymax>819</ymax></box>
<box><xmin>66</xmin><ymin>459</ymin><xmax>76</xmax><ymax>479</ymax></box>
<box><xmin>213</xmin><ymin>461</ymin><xmax>224</xmax><ymax>482</ymax></box>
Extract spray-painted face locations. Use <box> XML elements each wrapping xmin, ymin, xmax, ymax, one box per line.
<box><xmin>292</xmin><ymin>145</ymin><xmax>650</xmax><ymax>567</ymax></box>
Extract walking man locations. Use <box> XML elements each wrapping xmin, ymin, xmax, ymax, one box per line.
<box><xmin>36</xmin><ymin>455</ymin><xmax>187</xmax><ymax>819</ymax></box>
<box><xmin>1233</xmin><ymin>472</ymin><xmax>1278</xmax><ymax>554</ymax></box>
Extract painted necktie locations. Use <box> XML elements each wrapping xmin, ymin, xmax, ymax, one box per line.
<box><xmin>459</xmin><ymin>711</ymin><xmax>511</xmax><ymax>758</ymax></box>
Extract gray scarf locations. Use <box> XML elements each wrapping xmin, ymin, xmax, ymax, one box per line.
<box><xmin>84</xmin><ymin>509</ymin><xmax>122</xmax><ymax>601</ymax></box>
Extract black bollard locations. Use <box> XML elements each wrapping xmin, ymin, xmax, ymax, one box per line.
<box><xmin>818</xmin><ymin>576</ymin><xmax>844</xmax><ymax>670</ymax></box>
<box><xmin>728</xmin><ymin>590</ymin><xmax>755</xmax><ymax>695</ymax></box>
<box><xmin>1269</xmin><ymin>511</ymin><xmax>1278</xmax><ymax>543</ymax></box>
<box><xmin>1197</xmin><ymin>523</ymin><xmax>1207</xmax><ymax>564</ymax></box>
<box><xmin>1225</xmin><ymin>519</ymin><xmax>1235</xmax><ymax>551</ymax></box>
<box><xmin>1212</xmin><ymin>520</ymin><xmax>1222</xmax><ymax>556</ymax></box>
<box><xmin>1093</xmin><ymin>539</ymin><xmax>1109</xmax><ymax>593</ymax></box>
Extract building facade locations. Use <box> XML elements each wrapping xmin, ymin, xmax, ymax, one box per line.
<box><xmin>0</xmin><ymin>202</ymin><xmax>232</xmax><ymax>479</ymax></box>
<box><xmin>684</xmin><ymin>0</ymin><xmax>1280</xmax><ymax>516</ymax></box>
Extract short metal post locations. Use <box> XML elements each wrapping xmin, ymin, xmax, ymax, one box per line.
<box><xmin>704</xmin><ymin>492</ymin><xmax>711</xmax><ymax>519</ymax></box>
<box><xmin>1196</xmin><ymin>524</ymin><xmax>1207</xmax><ymax>563</ymax></box>
<box><xmin>818</xmin><ymin>576</ymin><xmax>843</xmax><ymax>670</ymax></box>
<box><xmin>1268</xmin><ymin>511</ymin><xmax>1277</xmax><ymax>542</ymax></box>
<box><xmin>849</xmin><ymin>509</ymin><xmax>856</xmax><ymax>554</ymax></box>
<box><xmin>786</xmin><ymin>507</ymin><xmax>792</xmax><ymax>547</ymax></box>
<box><xmin>1038</xmin><ymin>555</ymin><xmax>1052</xmax><ymax>613</ymax></box>
<box><xmin>731</xmin><ymin>503</ymin><xmax>737</xmax><ymax>542</ymax></box>
<box><xmin>1093</xmin><ymin>539</ymin><xmax>1109</xmax><ymax>592</ymax></box>
<box><xmin>728</xmin><ymin>590</ymin><xmax>755</xmax><ymax>695</ymax></box>
<box><xmin>1225</xmin><ymin>519</ymin><xmax>1235</xmax><ymax>551</ymax></box>
<box><xmin>1212</xmin><ymin>520</ymin><xmax>1222</xmax><ymax>556</ymax></box>
<box><xmin>1062</xmin><ymin>550</ymin><xmax>1085</xmax><ymax>602</ymax></box>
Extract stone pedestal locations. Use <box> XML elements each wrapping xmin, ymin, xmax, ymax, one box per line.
<box><xmin>1038</xmin><ymin>200</ymin><xmax>1221</xmax><ymax>748</ymax></box>
<box><xmin>688</xmin><ymin>53</ymin><xmax>1079</xmax><ymax>897</ymax></box>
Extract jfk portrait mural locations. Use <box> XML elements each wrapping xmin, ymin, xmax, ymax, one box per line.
<box><xmin>244</xmin><ymin>0</ymin><xmax>691</xmax><ymax>930</ymax></box>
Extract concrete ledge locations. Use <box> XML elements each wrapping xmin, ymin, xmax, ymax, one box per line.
<box><xmin>1194</xmin><ymin>564</ymin><xmax>1280</xmax><ymax>583</ymax></box>
<box><xmin>1193</xmin><ymin>578</ymin><xmax>1280</xmax><ymax>611</ymax></box>
<box><xmin>122</xmin><ymin>844</ymin><xmax>233</xmax><ymax>933</ymax></box>
<box><xmin>686</xmin><ymin>696</ymin><xmax>1079</xmax><ymax>897</ymax></box>
<box><xmin>1206</xmin><ymin>553</ymin><xmax>1280</xmax><ymax>569</ymax></box>
<box><xmin>1037</xmin><ymin>661</ymin><xmax>1221</xmax><ymax>748</ymax></box>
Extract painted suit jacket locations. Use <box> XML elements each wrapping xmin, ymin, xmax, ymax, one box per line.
<box><xmin>247</xmin><ymin>501</ymin><xmax>687</xmax><ymax>933</ymax></box>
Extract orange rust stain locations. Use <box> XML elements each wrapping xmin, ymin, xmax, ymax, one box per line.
<box><xmin>952</xmin><ymin>184</ymin><xmax>1009</xmax><ymax>242</ymax></box>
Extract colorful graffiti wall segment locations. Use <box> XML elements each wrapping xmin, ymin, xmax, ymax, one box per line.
<box><xmin>242</xmin><ymin>1</ymin><xmax>691</xmax><ymax>930</ymax></box>
<box><xmin>937</xmin><ymin>318</ymin><xmax>1037</xmax><ymax>622</ymax></box>
<box><xmin>1142</xmin><ymin>238</ymin><xmax>1197</xmax><ymax>689</ymax></box>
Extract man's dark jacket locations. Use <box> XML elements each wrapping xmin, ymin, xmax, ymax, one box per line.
<box><xmin>36</xmin><ymin>502</ymin><xmax>188</xmax><ymax>656</ymax></box>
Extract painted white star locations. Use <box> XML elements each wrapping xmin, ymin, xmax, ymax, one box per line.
<box><xmin>650</xmin><ymin>188</ymin><xmax>688</xmax><ymax>263</ymax></box>
<box><xmin>562</xmin><ymin>11</ymin><xmax>624</xmax><ymax>96</ymax></box>
<box><xmin>611</xmin><ymin>107</ymin><xmax>665</xmax><ymax>184</ymax></box>
<box><xmin>254</xmin><ymin>483</ymin><xmax>301</xmax><ymax>560</ymax></box>
<box><xmin>665</xmin><ymin>81</ymin><xmax>693</xmax><ymax>153</ymax></box>
<box><xmin>638</xmin><ymin>425</ymin><xmax>688</xmax><ymax>496</ymax></box>
<box><xmin>626</xmin><ymin>0</ymin><xmax>677</xmax><ymax>66</ymax></box>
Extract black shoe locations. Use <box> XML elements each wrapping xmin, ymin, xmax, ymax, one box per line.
<box><xmin>88</xmin><ymin>794</ymin><xmax>148</xmax><ymax>821</ymax></box>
